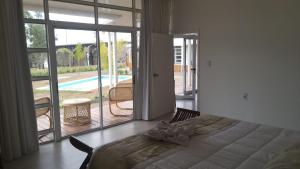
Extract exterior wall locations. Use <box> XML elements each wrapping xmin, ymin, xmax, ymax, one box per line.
<box><xmin>174</xmin><ymin>64</ymin><xmax>182</xmax><ymax>72</ymax></box>
<box><xmin>173</xmin><ymin>0</ymin><xmax>300</xmax><ymax>130</ymax></box>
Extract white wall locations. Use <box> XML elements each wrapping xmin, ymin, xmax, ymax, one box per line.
<box><xmin>173</xmin><ymin>0</ymin><xmax>300</xmax><ymax>130</ymax></box>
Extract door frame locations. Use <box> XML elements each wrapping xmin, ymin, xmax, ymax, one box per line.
<box><xmin>173</xmin><ymin>34</ymin><xmax>198</xmax><ymax>101</ymax></box>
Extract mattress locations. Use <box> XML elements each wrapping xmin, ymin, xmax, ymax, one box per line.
<box><xmin>89</xmin><ymin>114</ymin><xmax>300</xmax><ymax>169</ymax></box>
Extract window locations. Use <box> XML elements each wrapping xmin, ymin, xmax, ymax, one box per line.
<box><xmin>98</xmin><ymin>0</ymin><xmax>132</xmax><ymax>8</ymax></box>
<box><xmin>98</xmin><ymin>7</ymin><xmax>132</xmax><ymax>26</ymax></box>
<box><xmin>174</xmin><ymin>46</ymin><xmax>182</xmax><ymax>64</ymax></box>
<box><xmin>23</xmin><ymin>0</ymin><xmax>44</xmax><ymax>19</ymax></box>
<box><xmin>49</xmin><ymin>1</ymin><xmax>95</xmax><ymax>24</ymax></box>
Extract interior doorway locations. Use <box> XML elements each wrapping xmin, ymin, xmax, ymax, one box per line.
<box><xmin>173</xmin><ymin>34</ymin><xmax>198</xmax><ymax>108</ymax></box>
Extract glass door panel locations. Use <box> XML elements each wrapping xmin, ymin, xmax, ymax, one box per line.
<box><xmin>54</xmin><ymin>29</ymin><xmax>100</xmax><ymax>136</ymax></box>
<box><xmin>99</xmin><ymin>31</ymin><xmax>133</xmax><ymax>127</ymax></box>
<box><xmin>25</xmin><ymin>21</ymin><xmax>54</xmax><ymax>142</ymax></box>
<box><xmin>174</xmin><ymin>38</ymin><xmax>184</xmax><ymax>96</ymax></box>
<box><xmin>185</xmin><ymin>39</ymin><xmax>194</xmax><ymax>94</ymax></box>
<box><xmin>32</xmin><ymin>77</ymin><xmax>54</xmax><ymax>143</ymax></box>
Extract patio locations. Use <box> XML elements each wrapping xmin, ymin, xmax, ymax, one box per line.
<box><xmin>37</xmin><ymin>100</ymin><xmax>133</xmax><ymax>143</ymax></box>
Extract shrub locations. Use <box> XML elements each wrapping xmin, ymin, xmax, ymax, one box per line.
<box><xmin>31</xmin><ymin>65</ymin><xmax>98</xmax><ymax>77</ymax></box>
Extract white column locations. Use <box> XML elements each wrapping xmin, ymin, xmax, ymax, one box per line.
<box><xmin>112</xmin><ymin>32</ymin><xmax>118</xmax><ymax>86</ymax></box>
<box><xmin>187</xmin><ymin>39</ymin><xmax>192</xmax><ymax>89</ymax></box>
<box><xmin>108</xmin><ymin>32</ymin><xmax>113</xmax><ymax>87</ymax></box>
<box><xmin>183</xmin><ymin>38</ymin><xmax>186</xmax><ymax>94</ymax></box>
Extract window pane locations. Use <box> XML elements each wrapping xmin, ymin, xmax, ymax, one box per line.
<box><xmin>98</xmin><ymin>0</ymin><xmax>132</xmax><ymax>8</ymax></box>
<box><xmin>25</xmin><ymin>23</ymin><xmax>47</xmax><ymax>48</ymax></box>
<box><xmin>136</xmin><ymin>30</ymin><xmax>140</xmax><ymax>50</ymax></box>
<box><xmin>135</xmin><ymin>13</ymin><xmax>141</xmax><ymax>28</ymax></box>
<box><xmin>28</xmin><ymin>52</ymin><xmax>49</xmax><ymax>77</ymax></box>
<box><xmin>99</xmin><ymin>31</ymin><xmax>133</xmax><ymax>127</ymax></box>
<box><xmin>54</xmin><ymin>29</ymin><xmax>100</xmax><ymax>136</ymax></box>
<box><xmin>23</xmin><ymin>0</ymin><xmax>44</xmax><ymax>19</ymax></box>
<box><xmin>98</xmin><ymin>8</ymin><xmax>132</xmax><ymax>27</ymax></box>
<box><xmin>135</xmin><ymin>0</ymin><xmax>142</xmax><ymax>9</ymax></box>
<box><xmin>49</xmin><ymin>1</ymin><xmax>95</xmax><ymax>24</ymax></box>
<box><xmin>32</xmin><ymin>80</ymin><xmax>51</xmax><ymax>101</ymax></box>
<box><xmin>33</xmin><ymin>80</ymin><xmax>52</xmax><ymax>142</ymax></box>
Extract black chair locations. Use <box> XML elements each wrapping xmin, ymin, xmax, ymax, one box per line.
<box><xmin>69</xmin><ymin>136</ymin><xmax>93</xmax><ymax>169</ymax></box>
<box><xmin>169</xmin><ymin>108</ymin><xmax>200</xmax><ymax>123</ymax></box>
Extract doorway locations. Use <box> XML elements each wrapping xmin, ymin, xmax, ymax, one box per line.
<box><xmin>173</xmin><ymin>34</ymin><xmax>198</xmax><ymax>106</ymax></box>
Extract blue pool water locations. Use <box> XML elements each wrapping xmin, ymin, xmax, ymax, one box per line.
<box><xmin>37</xmin><ymin>75</ymin><xmax>131</xmax><ymax>91</ymax></box>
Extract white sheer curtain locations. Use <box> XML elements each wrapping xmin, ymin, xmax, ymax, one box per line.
<box><xmin>0</xmin><ymin>0</ymin><xmax>39</xmax><ymax>161</ymax></box>
<box><xmin>140</xmin><ymin>0</ymin><xmax>173</xmax><ymax>120</ymax></box>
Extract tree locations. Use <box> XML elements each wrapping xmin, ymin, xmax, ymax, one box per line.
<box><xmin>25</xmin><ymin>11</ymin><xmax>47</xmax><ymax>69</ymax></box>
<box><xmin>100</xmin><ymin>42</ymin><xmax>108</xmax><ymax>71</ymax></box>
<box><xmin>73</xmin><ymin>43</ymin><xmax>85</xmax><ymax>66</ymax></box>
<box><xmin>24</xmin><ymin>12</ymin><xmax>46</xmax><ymax>48</ymax></box>
<box><xmin>24</xmin><ymin>11</ymin><xmax>43</xmax><ymax>19</ymax></box>
<box><xmin>56</xmin><ymin>48</ymin><xmax>74</xmax><ymax>66</ymax></box>
<box><xmin>117</xmin><ymin>40</ymin><xmax>126</xmax><ymax>59</ymax></box>
<box><xmin>116</xmin><ymin>40</ymin><xmax>128</xmax><ymax>67</ymax></box>
<box><xmin>28</xmin><ymin>53</ymin><xmax>47</xmax><ymax>69</ymax></box>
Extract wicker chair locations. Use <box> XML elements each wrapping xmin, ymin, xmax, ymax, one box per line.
<box><xmin>108</xmin><ymin>83</ymin><xmax>133</xmax><ymax>116</ymax></box>
<box><xmin>169</xmin><ymin>108</ymin><xmax>200</xmax><ymax>123</ymax></box>
<box><xmin>34</xmin><ymin>97</ymin><xmax>52</xmax><ymax>129</ymax></box>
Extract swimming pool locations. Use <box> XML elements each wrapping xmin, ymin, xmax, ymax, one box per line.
<box><xmin>37</xmin><ymin>75</ymin><xmax>131</xmax><ymax>91</ymax></box>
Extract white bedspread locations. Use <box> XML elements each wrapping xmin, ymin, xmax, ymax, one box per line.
<box><xmin>133</xmin><ymin>121</ymin><xmax>300</xmax><ymax>169</ymax></box>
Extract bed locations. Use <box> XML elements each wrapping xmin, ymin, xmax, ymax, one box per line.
<box><xmin>70</xmin><ymin>109</ymin><xmax>300</xmax><ymax>169</ymax></box>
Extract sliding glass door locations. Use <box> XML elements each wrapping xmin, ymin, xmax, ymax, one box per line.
<box><xmin>23</xmin><ymin>4</ymin><xmax>54</xmax><ymax>142</ymax></box>
<box><xmin>23</xmin><ymin>0</ymin><xmax>141</xmax><ymax>142</ymax></box>
<box><xmin>53</xmin><ymin>29</ymin><xmax>101</xmax><ymax>137</ymax></box>
<box><xmin>99</xmin><ymin>31</ymin><xmax>133</xmax><ymax>127</ymax></box>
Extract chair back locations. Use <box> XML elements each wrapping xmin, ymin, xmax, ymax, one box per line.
<box><xmin>34</xmin><ymin>97</ymin><xmax>51</xmax><ymax>117</ymax></box>
<box><xmin>109</xmin><ymin>83</ymin><xmax>133</xmax><ymax>101</ymax></box>
<box><xmin>169</xmin><ymin>108</ymin><xmax>200</xmax><ymax>123</ymax></box>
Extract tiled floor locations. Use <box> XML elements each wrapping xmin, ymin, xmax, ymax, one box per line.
<box><xmin>4</xmin><ymin>100</ymin><xmax>194</xmax><ymax>169</ymax></box>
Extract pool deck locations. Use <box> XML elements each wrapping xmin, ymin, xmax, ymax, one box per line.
<box><xmin>37</xmin><ymin>100</ymin><xmax>133</xmax><ymax>142</ymax></box>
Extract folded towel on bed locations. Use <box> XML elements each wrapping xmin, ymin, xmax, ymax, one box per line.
<box><xmin>144</xmin><ymin>118</ymin><xmax>198</xmax><ymax>146</ymax></box>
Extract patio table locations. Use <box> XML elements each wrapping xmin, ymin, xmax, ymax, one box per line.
<box><xmin>62</xmin><ymin>98</ymin><xmax>91</xmax><ymax>126</ymax></box>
